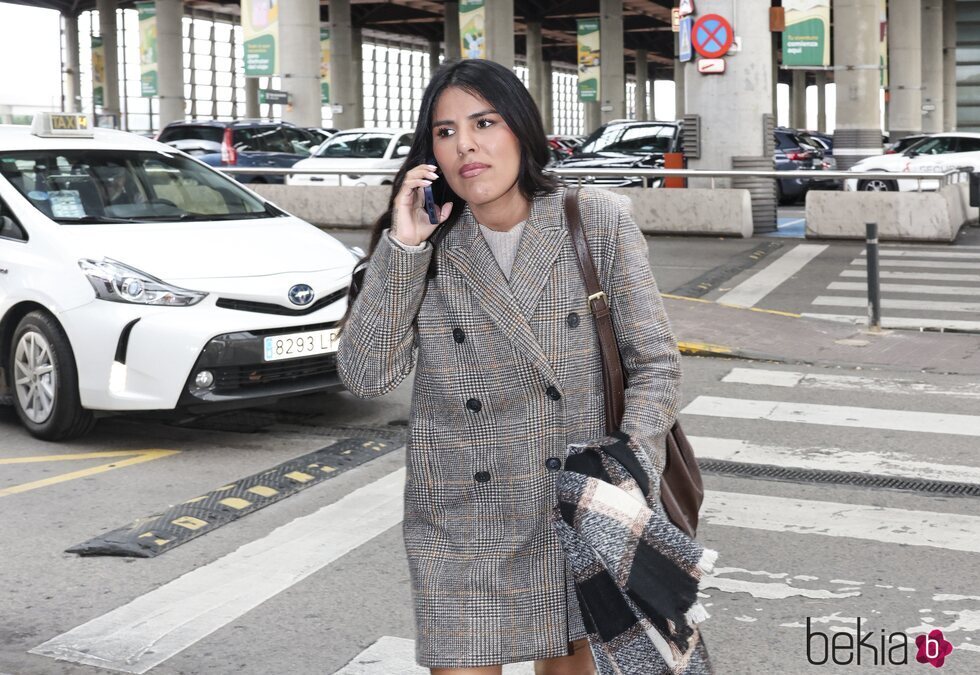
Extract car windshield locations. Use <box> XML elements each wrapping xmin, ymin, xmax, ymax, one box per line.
<box><xmin>0</xmin><ymin>149</ymin><xmax>272</xmax><ymax>224</ymax></box>
<box><xmin>576</xmin><ymin>124</ymin><xmax>676</xmax><ymax>156</ymax></box>
<box><xmin>315</xmin><ymin>132</ymin><xmax>393</xmax><ymax>158</ymax></box>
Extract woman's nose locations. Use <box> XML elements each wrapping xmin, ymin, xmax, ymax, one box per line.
<box><xmin>456</xmin><ymin>131</ymin><xmax>477</xmax><ymax>155</ymax></box>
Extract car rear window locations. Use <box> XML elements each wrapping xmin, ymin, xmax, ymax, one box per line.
<box><xmin>577</xmin><ymin>124</ymin><xmax>677</xmax><ymax>155</ymax></box>
<box><xmin>316</xmin><ymin>132</ymin><xmax>394</xmax><ymax>158</ymax></box>
<box><xmin>232</xmin><ymin>127</ymin><xmax>294</xmax><ymax>153</ymax></box>
<box><xmin>157</xmin><ymin>125</ymin><xmax>223</xmax><ymax>144</ymax></box>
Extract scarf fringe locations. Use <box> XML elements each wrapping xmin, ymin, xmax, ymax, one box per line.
<box><xmin>685</xmin><ymin>602</ymin><xmax>711</xmax><ymax>625</ymax></box>
<box><xmin>697</xmin><ymin>547</ymin><xmax>718</xmax><ymax>577</ymax></box>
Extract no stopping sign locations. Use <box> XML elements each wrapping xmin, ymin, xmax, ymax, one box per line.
<box><xmin>692</xmin><ymin>14</ymin><xmax>733</xmax><ymax>59</ymax></box>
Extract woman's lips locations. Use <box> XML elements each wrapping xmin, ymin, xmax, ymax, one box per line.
<box><xmin>459</xmin><ymin>163</ymin><xmax>489</xmax><ymax>178</ymax></box>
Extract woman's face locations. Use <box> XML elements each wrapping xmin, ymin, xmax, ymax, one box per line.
<box><xmin>430</xmin><ymin>86</ymin><xmax>523</xmax><ymax>209</ymax></box>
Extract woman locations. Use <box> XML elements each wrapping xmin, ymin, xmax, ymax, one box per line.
<box><xmin>337</xmin><ymin>59</ymin><xmax>681</xmax><ymax>674</ymax></box>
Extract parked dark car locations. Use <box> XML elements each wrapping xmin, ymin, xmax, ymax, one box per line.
<box><xmin>774</xmin><ymin>127</ymin><xmax>838</xmax><ymax>204</ymax></box>
<box><xmin>550</xmin><ymin>120</ymin><xmax>682</xmax><ymax>187</ymax></box>
<box><xmin>156</xmin><ymin>120</ymin><xmax>320</xmax><ymax>184</ymax></box>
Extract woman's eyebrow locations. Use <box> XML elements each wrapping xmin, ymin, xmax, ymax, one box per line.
<box><xmin>432</xmin><ymin>109</ymin><xmax>498</xmax><ymax>127</ymax></box>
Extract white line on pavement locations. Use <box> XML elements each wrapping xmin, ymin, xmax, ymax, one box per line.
<box><xmin>859</xmin><ymin>249</ymin><xmax>980</xmax><ymax>260</ymax></box>
<box><xmin>801</xmin><ymin>312</ymin><xmax>980</xmax><ymax>331</ymax></box>
<box><xmin>851</xmin><ymin>258</ymin><xmax>980</xmax><ymax>270</ymax></box>
<box><xmin>30</xmin><ymin>469</ymin><xmax>407</xmax><ymax>674</ymax></box>
<box><xmin>839</xmin><ymin>270</ymin><xmax>980</xmax><ymax>283</ymax></box>
<box><xmin>690</xmin><ymin>435</ymin><xmax>980</xmax><ymax>485</ymax></box>
<box><xmin>813</xmin><ymin>295</ymin><xmax>980</xmax><ymax>313</ymax></box>
<box><xmin>681</xmin><ymin>396</ymin><xmax>980</xmax><ymax>437</ymax></box>
<box><xmin>827</xmin><ymin>281</ymin><xmax>980</xmax><ymax>297</ymax></box>
<box><xmin>716</xmin><ymin>244</ymin><xmax>828</xmax><ymax>308</ymax></box>
<box><xmin>720</xmin><ymin>367</ymin><xmax>980</xmax><ymax>398</ymax></box>
<box><xmin>703</xmin><ymin>491</ymin><xmax>980</xmax><ymax>554</ymax></box>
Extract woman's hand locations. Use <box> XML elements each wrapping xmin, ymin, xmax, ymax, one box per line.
<box><xmin>391</xmin><ymin>163</ymin><xmax>452</xmax><ymax>246</ymax></box>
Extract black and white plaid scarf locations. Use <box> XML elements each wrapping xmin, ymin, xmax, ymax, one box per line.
<box><xmin>554</xmin><ymin>430</ymin><xmax>717</xmax><ymax>674</ymax></box>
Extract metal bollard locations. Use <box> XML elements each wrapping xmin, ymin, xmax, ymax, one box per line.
<box><xmin>865</xmin><ymin>222</ymin><xmax>881</xmax><ymax>331</ymax></box>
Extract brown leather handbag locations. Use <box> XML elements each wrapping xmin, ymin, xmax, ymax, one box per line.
<box><xmin>563</xmin><ymin>189</ymin><xmax>704</xmax><ymax>538</ymax></box>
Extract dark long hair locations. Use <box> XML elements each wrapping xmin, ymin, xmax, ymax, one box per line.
<box><xmin>340</xmin><ymin>58</ymin><xmax>559</xmax><ymax>327</ymax></box>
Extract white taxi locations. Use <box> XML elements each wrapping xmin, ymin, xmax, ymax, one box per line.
<box><xmin>285</xmin><ymin>127</ymin><xmax>413</xmax><ymax>186</ymax></box>
<box><xmin>844</xmin><ymin>132</ymin><xmax>980</xmax><ymax>192</ymax></box>
<box><xmin>0</xmin><ymin>113</ymin><xmax>359</xmax><ymax>441</ymax></box>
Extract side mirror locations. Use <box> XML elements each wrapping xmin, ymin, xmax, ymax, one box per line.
<box><xmin>396</xmin><ymin>146</ymin><xmax>411</xmax><ymax>157</ymax></box>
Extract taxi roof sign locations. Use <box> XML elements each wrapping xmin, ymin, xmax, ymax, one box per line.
<box><xmin>31</xmin><ymin>112</ymin><xmax>94</xmax><ymax>138</ymax></box>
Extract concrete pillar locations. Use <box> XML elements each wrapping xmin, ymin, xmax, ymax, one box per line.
<box><xmin>772</xmin><ymin>50</ymin><xmax>779</xmax><ymax>118</ymax></box>
<box><xmin>96</xmin><ymin>0</ymin><xmax>120</xmax><ymax>120</ymax></box>
<box><xmin>791</xmin><ymin>70</ymin><xmax>807</xmax><ymax>128</ymax></box>
<box><xmin>330</xmin><ymin>0</ymin><xmax>358</xmax><ymax>128</ymax></box>
<box><xmin>921</xmin><ymin>0</ymin><xmax>944</xmax><ymax>133</ymax></box>
<box><xmin>832</xmin><ymin>0</ymin><xmax>882</xmax><ymax>169</ymax></box>
<box><xmin>943</xmin><ymin>0</ymin><xmax>957</xmax><ymax>130</ymax></box>
<box><xmin>278</xmin><ymin>0</ymin><xmax>321</xmax><ymax>126</ymax></box>
<box><xmin>429</xmin><ymin>39</ymin><xmax>440</xmax><ymax>74</ymax></box>
<box><xmin>155</xmin><ymin>0</ymin><xmax>183</xmax><ymax>126</ymax></box>
<box><xmin>245</xmin><ymin>78</ymin><xmax>260</xmax><ymax>118</ymax></box>
<box><xmin>674</xmin><ymin>59</ymin><xmax>685</xmax><ymax>118</ymax></box>
<box><xmin>648</xmin><ymin>70</ymin><xmax>656</xmax><ymax>120</ymax></box>
<box><xmin>444</xmin><ymin>2</ymin><xmax>461</xmax><ymax>62</ymax></box>
<box><xmin>484</xmin><ymin>0</ymin><xmax>514</xmax><ymax>67</ymax></box>
<box><xmin>685</xmin><ymin>0</ymin><xmax>773</xmax><ymax>231</ymax></box>
<box><xmin>584</xmin><ymin>102</ymin><xmax>601</xmax><ymax>135</ymax></box>
<box><xmin>526</xmin><ymin>20</ymin><xmax>544</xmax><ymax>112</ymax></box>
<box><xmin>599</xmin><ymin>0</ymin><xmax>625</xmax><ymax>123</ymax></box>
<box><xmin>634</xmin><ymin>49</ymin><xmax>648</xmax><ymax>121</ymax></box>
<box><xmin>63</xmin><ymin>13</ymin><xmax>81</xmax><ymax>113</ymax></box>
<box><xmin>352</xmin><ymin>26</ymin><xmax>364</xmax><ymax>127</ymax></box>
<box><xmin>541</xmin><ymin>60</ymin><xmax>553</xmax><ymax>134</ymax></box>
<box><xmin>887</xmin><ymin>0</ymin><xmax>922</xmax><ymax>140</ymax></box>
<box><xmin>815</xmin><ymin>71</ymin><xmax>828</xmax><ymax>132</ymax></box>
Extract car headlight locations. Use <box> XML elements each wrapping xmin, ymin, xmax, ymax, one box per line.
<box><xmin>78</xmin><ymin>258</ymin><xmax>208</xmax><ymax>306</ymax></box>
<box><xmin>347</xmin><ymin>245</ymin><xmax>366</xmax><ymax>261</ymax></box>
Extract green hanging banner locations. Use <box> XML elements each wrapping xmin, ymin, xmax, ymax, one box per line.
<box><xmin>879</xmin><ymin>0</ymin><xmax>888</xmax><ymax>88</ymax></box>
<box><xmin>91</xmin><ymin>35</ymin><xmax>105</xmax><ymax>107</ymax></box>
<box><xmin>242</xmin><ymin>0</ymin><xmax>279</xmax><ymax>76</ymax></box>
<box><xmin>320</xmin><ymin>28</ymin><xmax>331</xmax><ymax>104</ymax></box>
<box><xmin>459</xmin><ymin>0</ymin><xmax>486</xmax><ymax>59</ymax></box>
<box><xmin>577</xmin><ymin>18</ymin><xmax>600</xmax><ymax>103</ymax></box>
<box><xmin>136</xmin><ymin>2</ymin><xmax>158</xmax><ymax>97</ymax></box>
<box><xmin>781</xmin><ymin>0</ymin><xmax>830</xmax><ymax>67</ymax></box>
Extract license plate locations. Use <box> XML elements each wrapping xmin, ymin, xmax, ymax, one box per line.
<box><xmin>263</xmin><ymin>328</ymin><xmax>340</xmax><ymax>362</ymax></box>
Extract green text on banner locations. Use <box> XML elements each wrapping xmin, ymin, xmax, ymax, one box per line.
<box><xmin>242</xmin><ymin>0</ymin><xmax>279</xmax><ymax>77</ymax></box>
<box><xmin>460</xmin><ymin>0</ymin><xmax>486</xmax><ymax>59</ymax></box>
<box><xmin>321</xmin><ymin>28</ymin><xmax>331</xmax><ymax>104</ymax></box>
<box><xmin>577</xmin><ymin>18</ymin><xmax>600</xmax><ymax>103</ymax></box>
<box><xmin>136</xmin><ymin>2</ymin><xmax>158</xmax><ymax>96</ymax></box>
<box><xmin>781</xmin><ymin>0</ymin><xmax>830</xmax><ymax>67</ymax></box>
<box><xmin>91</xmin><ymin>35</ymin><xmax>105</xmax><ymax>107</ymax></box>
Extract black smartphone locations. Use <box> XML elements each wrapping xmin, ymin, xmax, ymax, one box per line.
<box><xmin>423</xmin><ymin>156</ymin><xmax>439</xmax><ymax>225</ymax></box>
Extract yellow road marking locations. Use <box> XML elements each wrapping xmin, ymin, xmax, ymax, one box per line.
<box><xmin>285</xmin><ymin>471</ymin><xmax>314</xmax><ymax>483</ymax></box>
<box><xmin>248</xmin><ymin>485</ymin><xmax>278</xmax><ymax>498</ymax></box>
<box><xmin>662</xmin><ymin>293</ymin><xmax>802</xmax><ymax>318</ymax></box>
<box><xmin>677</xmin><ymin>341</ymin><xmax>734</xmax><ymax>356</ymax></box>
<box><xmin>0</xmin><ymin>450</ymin><xmax>180</xmax><ymax>498</ymax></box>
<box><xmin>172</xmin><ymin>516</ymin><xmax>208</xmax><ymax>530</ymax></box>
<box><xmin>219</xmin><ymin>497</ymin><xmax>251</xmax><ymax>510</ymax></box>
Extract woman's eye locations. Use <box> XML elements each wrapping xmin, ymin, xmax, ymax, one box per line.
<box><xmin>436</xmin><ymin>127</ymin><xmax>454</xmax><ymax>138</ymax></box>
<box><xmin>476</xmin><ymin>118</ymin><xmax>495</xmax><ymax>129</ymax></box>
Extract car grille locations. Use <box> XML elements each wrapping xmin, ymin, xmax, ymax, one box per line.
<box><xmin>211</xmin><ymin>354</ymin><xmax>338</xmax><ymax>391</ymax></box>
<box><xmin>216</xmin><ymin>287</ymin><xmax>347</xmax><ymax>316</ymax></box>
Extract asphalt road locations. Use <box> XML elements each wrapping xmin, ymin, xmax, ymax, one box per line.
<box><xmin>2</xmin><ymin>222</ymin><xmax>979</xmax><ymax>675</ymax></box>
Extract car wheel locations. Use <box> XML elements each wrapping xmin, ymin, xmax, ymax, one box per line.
<box><xmin>857</xmin><ymin>178</ymin><xmax>897</xmax><ymax>192</ymax></box>
<box><xmin>776</xmin><ymin>180</ymin><xmax>792</xmax><ymax>206</ymax></box>
<box><xmin>10</xmin><ymin>311</ymin><xmax>95</xmax><ymax>441</ymax></box>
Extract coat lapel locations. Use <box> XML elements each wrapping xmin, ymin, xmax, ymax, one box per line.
<box><xmin>443</xmin><ymin>190</ymin><xmax>567</xmax><ymax>389</ymax></box>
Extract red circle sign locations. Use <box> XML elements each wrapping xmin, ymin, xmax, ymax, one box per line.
<box><xmin>692</xmin><ymin>14</ymin><xmax>733</xmax><ymax>59</ymax></box>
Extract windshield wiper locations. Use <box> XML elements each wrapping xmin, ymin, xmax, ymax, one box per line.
<box><xmin>55</xmin><ymin>215</ymin><xmax>140</xmax><ymax>224</ymax></box>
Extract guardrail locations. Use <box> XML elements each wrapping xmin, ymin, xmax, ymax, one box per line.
<box><xmin>219</xmin><ymin>165</ymin><xmax>973</xmax><ymax>191</ymax></box>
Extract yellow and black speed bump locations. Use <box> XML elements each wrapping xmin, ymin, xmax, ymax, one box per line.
<box><xmin>66</xmin><ymin>437</ymin><xmax>396</xmax><ymax>558</ymax></box>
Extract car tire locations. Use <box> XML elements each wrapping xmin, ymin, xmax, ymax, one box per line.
<box><xmin>857</xmin><ymin>178</ymin><xmax>897</xmax><ymax>192</ymax></box>
<box><xmin>776</xmin><ymin>181</ymin><xmax>791</xmax><ymax>206</ymax></box>
<box><xmin>9</xmin><ymin>311</ymin><xmax>96</xmax><ymax>441</ymax></box>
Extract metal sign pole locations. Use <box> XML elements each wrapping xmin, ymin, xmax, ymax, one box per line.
<box><xmin>865</xmin><ymin>222</ymin><xmax>881</xmax><ymax>331</ymax></box>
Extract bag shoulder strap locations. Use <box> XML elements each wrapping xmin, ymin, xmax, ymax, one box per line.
<box><xmin>563</xmin><ymin>188</ymin><xmax>626</xmax><ymax>434</ymax></box>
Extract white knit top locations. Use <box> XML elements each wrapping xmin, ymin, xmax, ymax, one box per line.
<box><xmin>478</xmin><ymin>220</ymin><xmax>525</xmax><ymax>281</ymax></box>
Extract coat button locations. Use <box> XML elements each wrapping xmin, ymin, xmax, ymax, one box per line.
<box><xmin>567</xmin><ymin>312</ymin><xmax>580</xmax><ymax>328</ymax></box>
<box><xmin>546</xmin><ymin>386</ymin><xmax>561</xmax><ymax>401</ymax></box>
<box><xmin>466</xmin><ymin>398</ymin><xmax>482</xmax><ymax>412</ymax></box>
<box><xmin>474</xmin><ymin>471</ymin><xmax>491</xmax><ymax>482</ymax></box>
<box><xmin>545</xmin><ymin>457</ymin><xmax>562</xmax><ymax>471</ymax></box>
<box><xmin>453</xmin><ymin>328</ymin><xmax>465</xmax><ymax>343</ymax></box>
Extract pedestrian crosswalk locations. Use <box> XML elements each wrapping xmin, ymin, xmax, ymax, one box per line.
<box><xmin>803</xmin><ymin>244</ymin><xmax>980</xmax><ymax>331</ymax></box>
<box><xmin>26</xmin><ymin>363</ymin><xmax>980</xmax><ymax>674</ymax></box>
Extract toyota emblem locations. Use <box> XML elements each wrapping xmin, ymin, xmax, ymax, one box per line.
<box><xmin>288</xmin><ymin>284</ymin><xmax>315</xmax><ymax>306</ymax></box>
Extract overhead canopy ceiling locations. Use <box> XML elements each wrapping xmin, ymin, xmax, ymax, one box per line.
<box><xmin>4</xmin><ymin>0</ymin><xmax>685</xmax><ymax>76</ymax></box>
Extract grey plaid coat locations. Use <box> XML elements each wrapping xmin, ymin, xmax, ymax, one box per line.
<box><xmin>337</xmin><ymin>186</ymin><xmax>681</xmax><ymax>668</ymax></box>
